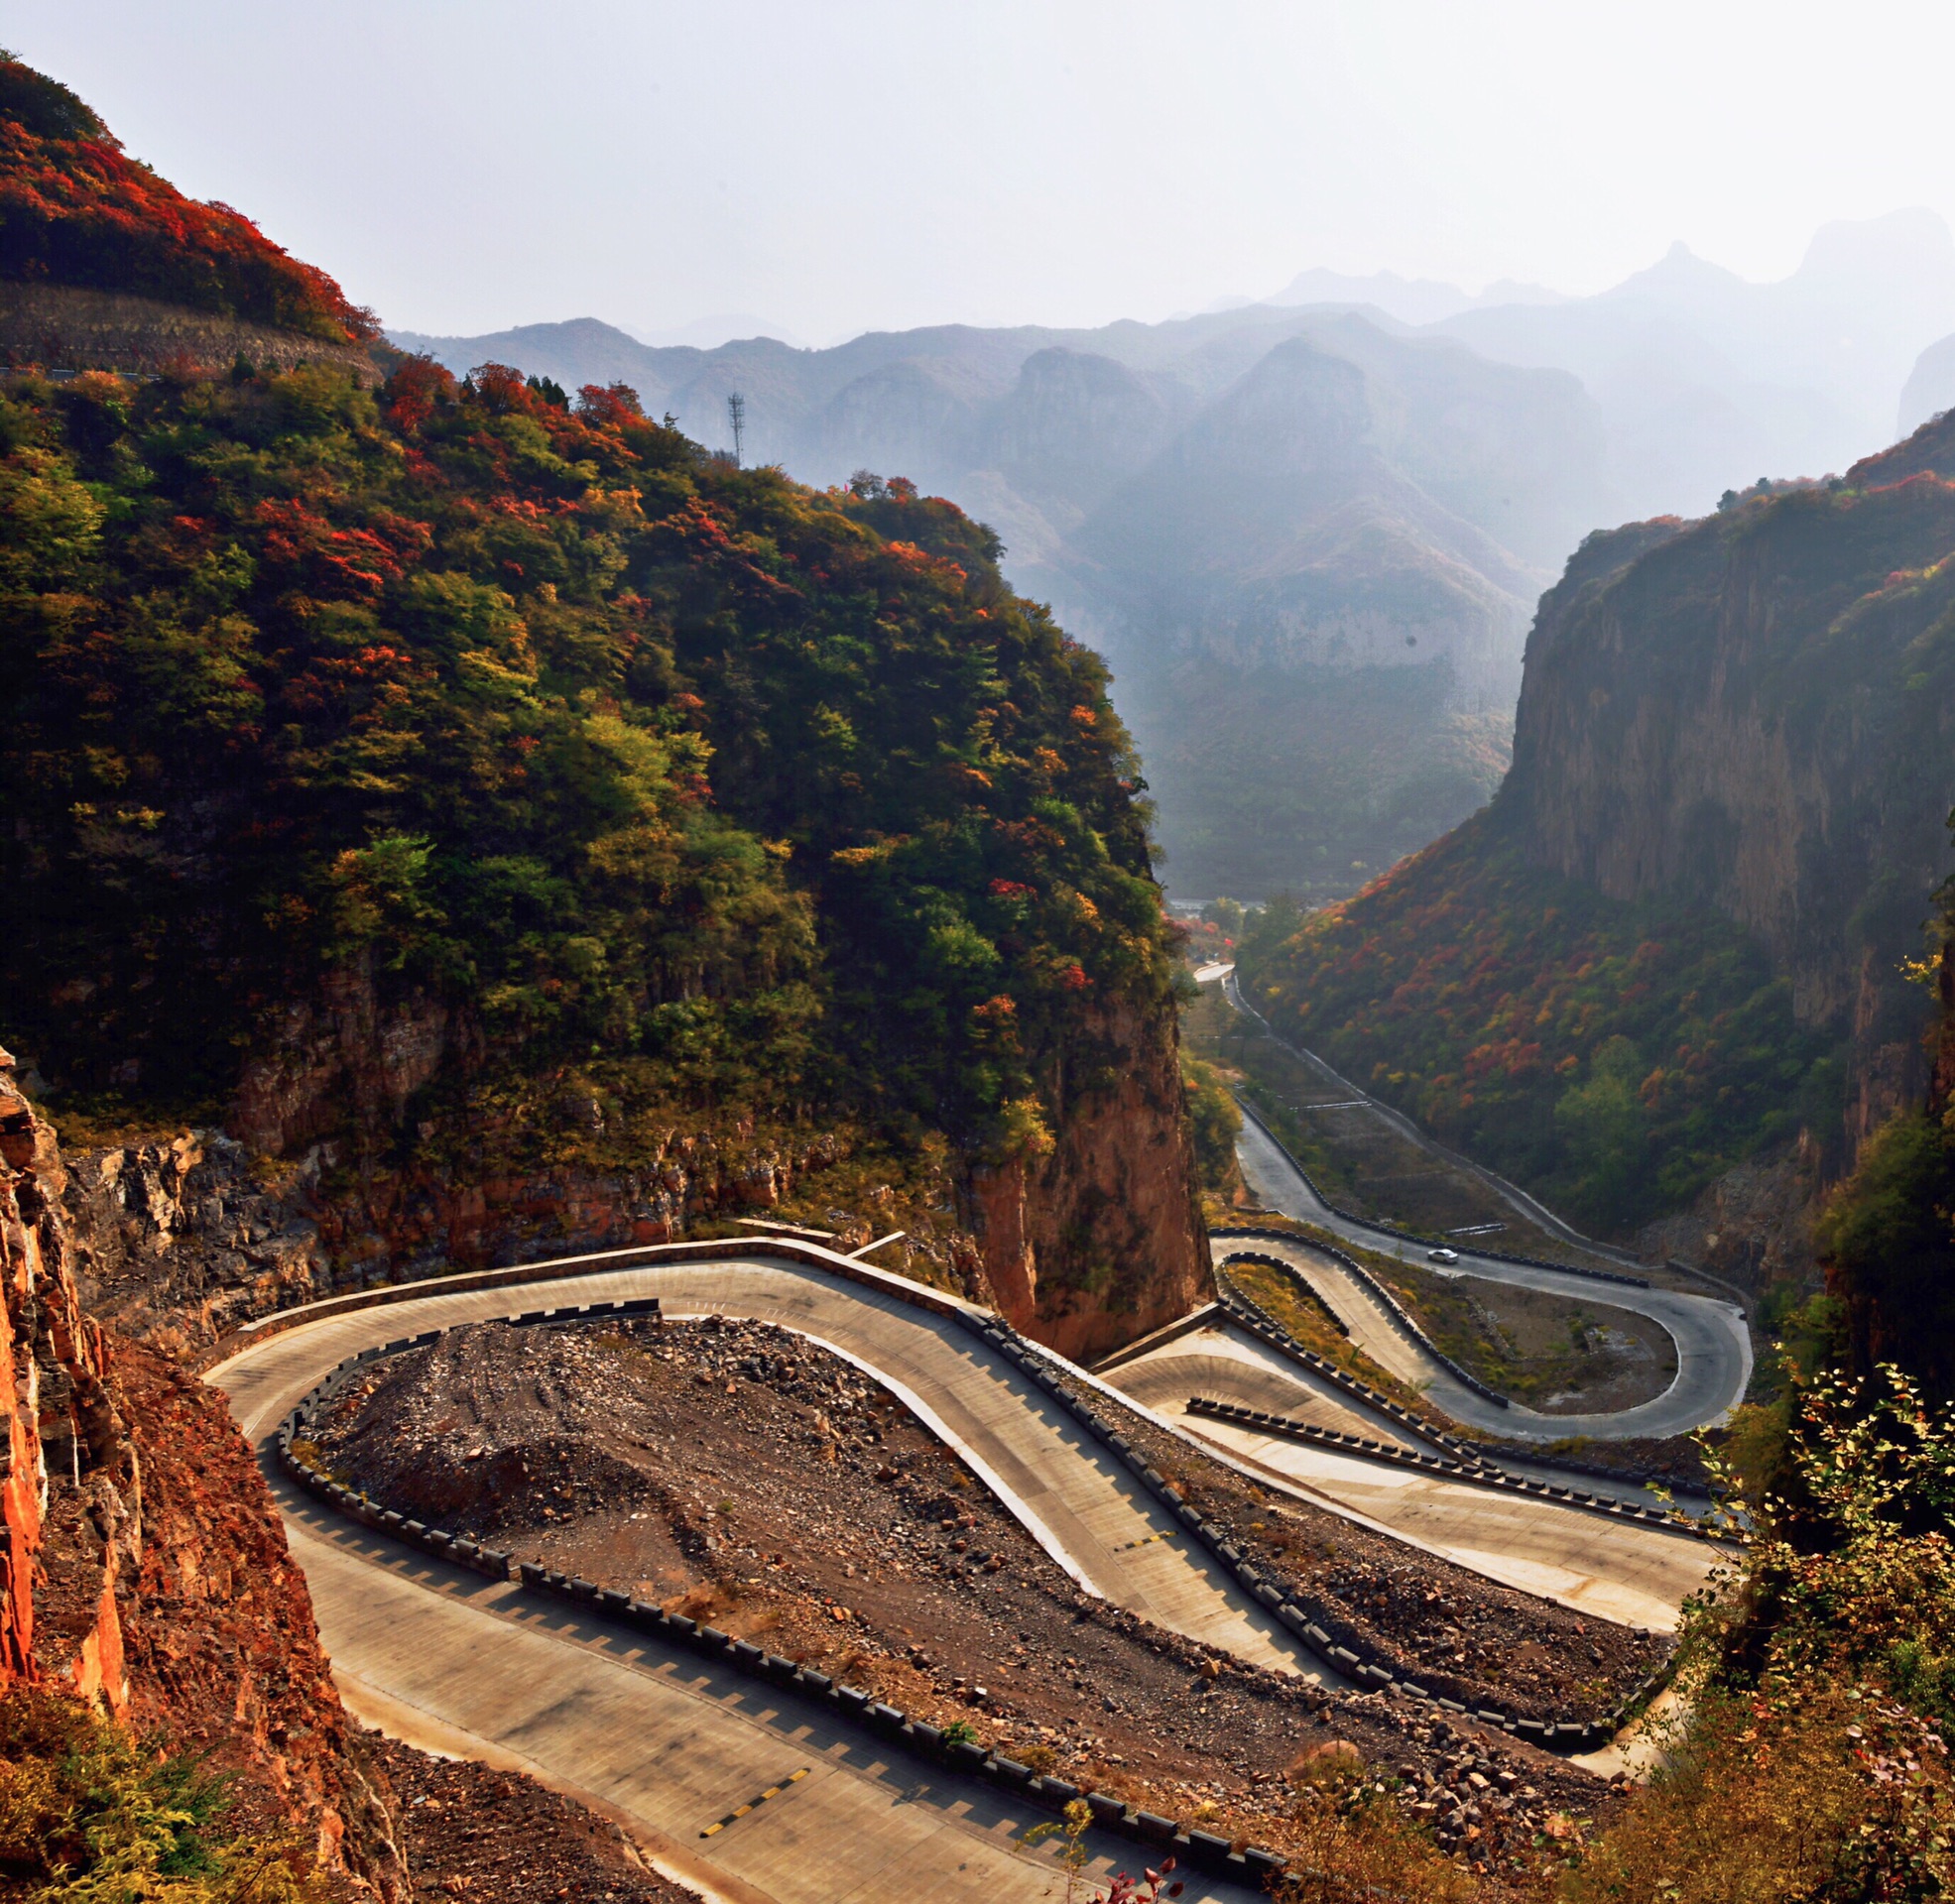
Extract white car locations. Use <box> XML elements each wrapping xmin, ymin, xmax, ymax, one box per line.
<box><xmin>1426</xmin><ymin>1248</ymin><xmax>1460</xmax><ymax>1264</ymax></box>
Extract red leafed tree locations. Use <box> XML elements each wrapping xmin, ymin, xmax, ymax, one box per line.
<box><xmin>0</xmin><ymin>57</ymin><xmax>379</xmax><ymax>342</ymax></box>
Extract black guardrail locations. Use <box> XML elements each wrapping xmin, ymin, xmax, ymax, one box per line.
<box><xmin>945</xmin><ymin>1309</ymin><xmax>1673</xmax><ymax>1752</ymax></box>
<box><xmin>276</xmin><ymin>1274</ymin><xmax>1675</xmax><ymax>1793</ymax></box>
<box><xmin>275</xmin><ymin>1298</ymin><xmax>1291</xmax><ymax>1880</ymax></box>
<box><xmin>1181</xmin><ymin>1396</ymin><xmax>1722</xmax><ymax>1545</ymax></box>
<box><xmin>1212</xmin><ymin>1257</ymin><xmax>1721</xmax><ymax>1506</ymax></box>
<box><xmin>1215</xmin><ymin>1226</ymin><xmax>1511</xmax><ymax>1409</ymax></box>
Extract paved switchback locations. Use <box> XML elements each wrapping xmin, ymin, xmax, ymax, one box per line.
<box><xmin>211</xmin><ymin>1252</ymin><xmax>1311</xmax><ymax>1904</ymax></box>
<box><xmin>1097</xmin><ymin>1317</ymin><xmax>1721</xmax><ymax>1632</ymax></box>
<box><xmin>1227</xmin><ymin>1094</ymin><xmax>1753</xmax><ymax>1441</ymax></box>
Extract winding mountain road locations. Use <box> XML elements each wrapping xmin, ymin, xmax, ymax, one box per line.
<box><xmin>1205</xmin><ymin>969</ymin><xmax>1753</xmax><ymax>1440</ymax></box>
<box><xmin>1096</xmin><ymin>1317</ymin><xmax>1720</xmax><ymax>1632</ymax></box>
<box><xmin>209</xmin><ymin>1204</ymin><xmax>1741</xmax><ymax>1896</ymax></box>
<box><xmin>213</xmin><ymin>1250</ymin><xmax>1309</xmax><ymax>1904</ymax></box>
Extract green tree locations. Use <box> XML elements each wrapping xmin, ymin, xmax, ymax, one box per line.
<box><xmin>1552</xmin><ymin>1035</ymin><xmax>1649</xmax><ymax>1226</ymax></box>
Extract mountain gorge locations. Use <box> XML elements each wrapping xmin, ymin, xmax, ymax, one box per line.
<box><xmin>404</xmin><ymin>210</ymin><xmax>1955</xmax><ymax>904</ymax></box>
<box><xmin>1240</xmin><ymin>412</ymin><xmax>1955</xmax><ymax>1272</ymax></box>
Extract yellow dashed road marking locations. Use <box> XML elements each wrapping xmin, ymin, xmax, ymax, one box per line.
<box><xmin>701</xmin><ymin>1766</ymin><xmax>809</xmax><ymax>1837</ymax></box>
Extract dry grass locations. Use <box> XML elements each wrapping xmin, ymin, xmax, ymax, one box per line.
<box><xmin>1563</xmin><ymin>1687</ymin><xmax>1953</xmax><ymax>1903</ymax></box>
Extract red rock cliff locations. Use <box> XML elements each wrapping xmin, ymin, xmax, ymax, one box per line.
<box><xmin>1</xmin><ymin>1054</ymin><xmax>405</xmax><ymax>1894</ymax></box>
<box><xmin>962</xmin><ymin>995</ymin><xmax>1210</xmax><ymax>1363</ymax></box>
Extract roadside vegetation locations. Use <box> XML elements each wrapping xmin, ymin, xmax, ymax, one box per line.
<box><xmin>1216</xmin><ymin>1251</ymin><xmax>1430</xmax><ymax>1412</ymax></box>
<box><xmin>0</xmin><ymin>1689</ymin><xmax>322</xmax><ymax>1900</ymax></box>
<box><xmin>1237</xmin><ymin>819</ymin><xmax>1836</xmax><ymax>1238</ymax></box>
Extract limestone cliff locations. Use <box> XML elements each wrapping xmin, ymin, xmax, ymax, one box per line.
<box><xmin>1505</xmin><ymin>414</ymin><xmax>1955</xmax><ymax>1140</ymax></box>
<box><xmin>964</xmin><ymin>996</ymin><xmax>1210</xmax><ymax>1363</ymax></box>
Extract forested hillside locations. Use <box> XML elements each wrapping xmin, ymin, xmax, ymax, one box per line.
<box><xmin>0</xmin><ymin>59</ymin><xmax>1205</xmax><ymax>1351</ymax></box>
<box><xmin>398</xmin><ymin>307</ymin><xmax>1611</xmax><ymax>902</ymax></box>
<box><xmin>1245</xmin><ymin>412</ymin><xmax>1955</xmax><ymax>1242</ymax></box>
<box><xmin>0</xmin><ymin>54</ymin><xmax>376</xmax><ymax>341</ymax></box>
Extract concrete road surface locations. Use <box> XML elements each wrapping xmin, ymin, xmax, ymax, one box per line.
<box><xmin>1100</xmin><ymin>1319</ymin><xmax>1726</xmax><ymax>1632</ymax></box>
<box><xmin>1228</xmin><ymin>1116</ymin><xmax>1752</xmax><ymax>1440</ymax></box>
<box><xmin>212</xmin><ymin>1253</ymin><xmax>1320</xmax><ymax>1903</ymax></box>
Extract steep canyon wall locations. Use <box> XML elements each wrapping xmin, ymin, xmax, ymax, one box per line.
<box><xmin>1505</xmin><ymin>416</ymin><xmax>1955</xmax><ymax>1143</ymax></box>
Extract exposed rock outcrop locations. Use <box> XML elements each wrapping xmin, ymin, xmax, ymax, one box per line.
<box><xmin>1507</xmin><ymin>417</ymin><xmax>1955</xmax><ymax>1135</ymax></box>
<box><xmin>1</xmin><ymin>1051</ymin><xmax>132</xmax><ymax>1708</ymax></box>
<box><xmin>966</xmin><ymin>997</ymin><xmax>1210</xmax><ymax>1362</ymax></box>
<box><xmin>1635</xmin><ymin>1146</ymin><xmax>1824</xmax><ymax>1300</ymax></box>
<box><xmin>1</xmin><ymin>1054</ymin><xmax>405</xmax><ymax>1893</ymax></box>
<box><xmin>0</xmin><ymin>281</ymin><xmax>382</xmax><ymax>379</ymax></box>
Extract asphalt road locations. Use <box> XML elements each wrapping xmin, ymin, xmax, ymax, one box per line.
<box><xmin>209</xmin><ymin>1237</ymin><xmax>1736</xmax><ymax>1894</ymax></box>
<box><xmin>1229</xmin><ymin>1113</ymin><xmax>1753</xmax><ymax>1441</ymax></box>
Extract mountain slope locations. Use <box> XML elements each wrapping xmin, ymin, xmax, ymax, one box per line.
<box><xmin>396</xmin><ymin>305</ymin><xmax>1602</xmax><ymax>898</ymax></box>
<box><xmin>0</xmin><ymin>63</ymin><xmax>1205</xmax><ymax>1357</ymax></box>
<box><xmin>1243</xmin><ymin>411</ymin><xmax>1955</xmax><ymax>1245</ymax></box>
<box><xmin>0</xmin><ymin>57</ymin><xmax>376</xmax><ymax>342</ymax></box>
<box><xmin>1439</xmin><ymin>212</ymin><xmax>1955</xmax><ymax>519</ymax></box>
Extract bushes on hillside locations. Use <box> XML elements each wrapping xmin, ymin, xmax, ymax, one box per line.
<box><xmin>0</xmin><ymin>1688</ymin><xmax>322</xmax><ymax>1898</ymax></box>
<box><xmin>1240</xmin><ymin>815</ymin><xmax>1833</xmax><ymax>1234</ymax></box>
<box><xmin>0</xmin><ymin>355</ymin><xmax>1174</xmax><ymax>1172</ymax></box>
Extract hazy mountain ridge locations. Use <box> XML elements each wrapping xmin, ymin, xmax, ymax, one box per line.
<box><xmin>397</xmin><ymin>211</ymin><xmax>1955</xmax><ymax>901</ymax></box>
<box><xmin>1242</xmin><ymin>406</ymin><xmax>1955</xmax><ymax>1250</ymax></box>
<box><xmin>396</xmin><ymin>304</ymin><xmax>1601</xmax><ymax>897</ymax></box>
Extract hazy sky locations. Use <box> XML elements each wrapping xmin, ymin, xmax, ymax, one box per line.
<box><xmin>12</xmin><ymin>0</ymin><xmax>1955</xmax><ymax>344</ymax></box>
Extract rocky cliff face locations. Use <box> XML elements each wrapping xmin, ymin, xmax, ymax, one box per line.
<box><xmin>965</xmin><ymin>996</ymin><xmax>1210</xmax><ymax>1363</ymax></box>
<box><xmin>70</xmin><ymin>1037</ymin><xmax>1206</xmax><ymax>1368</ymax></box>
<box><xmin>0</xmin><ymin>1053</ymin><xmax>405</xmax><ymax>1893</ymax></box>
<box><xmin>0</xmin><ymin>282</ymin><xmax>382</xmax><ymax>379</ymax></box>
<box><xmin>1505</xmin><ymin>415</ymin><xmax>1955</xmax><ymax>1137</ymax></box>
<box><xmin>0</xmin><ymin>1053</ymin><xmax>130</xmax><ymax>1706</ymax></box>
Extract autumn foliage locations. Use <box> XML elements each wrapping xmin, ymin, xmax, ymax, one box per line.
<box><xmin>0</xmin><ymin>351</ymin><xmax>1171</xmax><ymax>1172</ymax></box>
<box><xmin>1240</xmin><ymin>814</ymin><xmax>1831</xmax><ymax>1233</ymax></box>
<box><xmin>0</xmin><ymin>57</ymin><xmax>377</xmax><ymax>342</ymax></box>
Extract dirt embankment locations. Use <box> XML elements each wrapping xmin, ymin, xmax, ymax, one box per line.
<box><xmin>369</xmin><ymin>1732</ymin><xmax>696</xmax><ymax>1904</ymax></box>
<box><xmin>311</xmin><ymin>1315</ymin><xmax>1618</xmax><ymax>1867</ymax></box>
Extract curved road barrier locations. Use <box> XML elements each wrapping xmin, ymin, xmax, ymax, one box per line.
<box><xmin>1214</xmin><ymin>1262</ymin><xmax>1717</xmax><ymax>1501</ymax></box>
<box><xmin>209</xmin><ymin>1234</ymin><xmax>1728</xmax><ymax>1893</ymax></box>
<box><xmin>1221</xmin><ymin>1118</ymin><xmax>1752</xmax><ymax>1440</ymax></box>
<box><xmin>275</xmin><ymin>1319</ymin><xmax>1293</xmax><ymax>1887</ymax></box>
<box><xmin>1097</xmin><ymin>1318</ymin><xmax>1726</xmax><ymax>1635</ymax></box>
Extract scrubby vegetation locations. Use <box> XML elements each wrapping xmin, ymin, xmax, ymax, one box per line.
<box><xmin>1566</xmin><ymin>1368</ymin><xmax>1955</xmax><ymax>1902</ymax></box>
<box><xmin>0</xmin><ymin>353</ymin><xmax>1176</xmax><ymax>1178</ymax></box>
<box><xmin>0</xmin><ymin>1689</ymin><xmax>320</xmax><ymax>1900</ymax></box>
<box><xmin>0</xmin><ymin>57</ymin><xmax>377</xmax><ymax>343</ymax></box>
<box><xmin>1239</xmin><ymin>818</ymin><xmax>1835</xmax><ymax>1234</ymax></box>
<box><xmin>1179</xmin><ymin>1052</ymin><xmax>1241</xmax><ymax>1194</ymax></box>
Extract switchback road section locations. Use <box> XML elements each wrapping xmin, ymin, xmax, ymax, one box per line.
<box><xmin>1201</xmin><ymin>968</ymin><xmax>1753</xmax><ymax>1440</ymax></box>
<box><xmin>212</xmin><ymin>1250</ymin><xmax>1300</xmax><ymax>1904</ymax></box>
